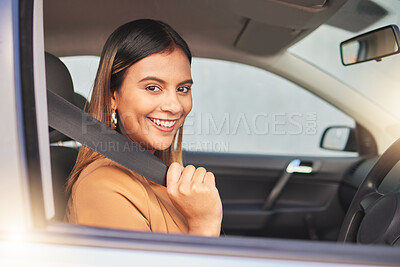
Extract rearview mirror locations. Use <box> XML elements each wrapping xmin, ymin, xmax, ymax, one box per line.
<box><xmin>320</xmin><ymin>126</ymin><xmax>357</xmax><ymax>152</ymax></box>
<box><xmin>340</xmin><ymin>25</ymin><xmax>400</xmax><ymax>66</ymax></box>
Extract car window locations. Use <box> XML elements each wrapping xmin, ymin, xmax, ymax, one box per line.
<box><xmin>62</xmin><ymin>56</ymin><xmax>357</xmax><ymax>157</ymax></box>
<box><xmin>186</xmin><ymin>58</ymin><xmax>356</xmax><ymax>156</ymax></box>
<box><xmin>60</xmin><ymin>56</ymin><xmax>99</xmax><ymax>100</ymax></box>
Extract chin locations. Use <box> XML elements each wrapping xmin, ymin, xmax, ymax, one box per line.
<box><xmin>147</xmin><ymin>137</ymin><xmax>175</xmax><ymax>151</ymax></box>
<box><xmin>152</xmin><ymin>143</ymin><xmax>173</xmax><ymax>151</ymax></box>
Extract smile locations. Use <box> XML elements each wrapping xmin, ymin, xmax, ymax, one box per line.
<box><xmin>149</xmin><ymin>117</ymin><xmax>177</xmax><ymax>129</ymax></box>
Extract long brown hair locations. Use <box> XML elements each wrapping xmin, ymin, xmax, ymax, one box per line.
<box><xmin>66</xmin><ymin>19</ymin><xmax>191</xmax><ymax>194</ymax></box>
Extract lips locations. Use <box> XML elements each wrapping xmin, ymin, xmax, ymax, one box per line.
<box><xmin>148</xmin><ymin>117</ymin><xmax>178</xmax><ymax>132</ymax></box>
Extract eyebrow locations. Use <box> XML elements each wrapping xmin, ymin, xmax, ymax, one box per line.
<box><xmin>138</xmin><ymin>76</ymin><xmax>193</xmax><ymax>86</ymax></box>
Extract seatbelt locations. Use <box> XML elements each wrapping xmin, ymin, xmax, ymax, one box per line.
<box><xmin>47</xmin><ymin>89</ymin><xmax>168</xmax><ymax>186</ymax></box>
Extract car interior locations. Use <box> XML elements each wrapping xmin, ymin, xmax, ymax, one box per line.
<box><xmin>42</xmin><ymin>0</ymin><xmax>400</xmax><ymax>245</ymax></box>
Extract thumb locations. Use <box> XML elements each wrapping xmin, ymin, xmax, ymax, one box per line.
<box><xmin>167</xmin><ymin>162</ymin><xmax>184</xmax><ymax>188</ymax></box>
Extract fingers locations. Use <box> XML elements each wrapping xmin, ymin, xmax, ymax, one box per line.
<box><xmin>167</xmin><ymin>163</ymin><xmax>215</xmax><ymax>189</ymax></box>
<box><xmin>203</xmin><ymin>171</ymin><xmax>216</xmax><ymax>187</ymax></box>
<box><xmin>167</xmin><ymin>162</ymin><xmax>184</xmax><ymax>188</ymax></box>
<box><xmin>192</xmin><ymin>167</ymin><xmax>207</xmax><ymax>184</ymax></box>
<box><xmin>166</xmin><ymin>163</ymin><xmax>222</xmax><ymax>237</ymax></box>
<box><xmin>180</xmin><ymin>165</ymin><xmax>196</xmax><ymax>184</ymax></box>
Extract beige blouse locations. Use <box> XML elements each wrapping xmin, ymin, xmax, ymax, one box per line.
<box><xmin>66</xmin><ymin>158</ymin><xmax>189</xmax><ymax>234</ymax></box>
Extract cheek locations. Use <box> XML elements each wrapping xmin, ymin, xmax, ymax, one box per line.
<box><xmin>119</xmin><ymin>93</ymin><xmax>154</xmax><ymax>118</ymax></box>
<box><xmin>118</xmin><ymin>101</ymin><xmax>150</xmax><ymax>131</ymax></box>
<box><xmin>182</xmin><ymin>96</ymin><xmax>193</xmax><ymax>115</ymax></box>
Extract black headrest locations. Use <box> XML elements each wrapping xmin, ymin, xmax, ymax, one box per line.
<box><xmin>45</xmin><ymin>52</ymin><xmax>75</xmax><ymax>104</ymax></box>
<box><xmin>46</xmin><ymin>52</ymin><xmax>75</xmax><ymax>143</ymax></box>
<box><xmin>74</xmin><ymin>92</ymin><xmax>89</xmax><ymax>112</ymax></box>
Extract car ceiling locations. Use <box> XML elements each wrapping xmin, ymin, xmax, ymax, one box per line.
<box><xmin>44</xmin><ymin>0</ymin><xmax>350</xmax><ymax>58</ymax></box>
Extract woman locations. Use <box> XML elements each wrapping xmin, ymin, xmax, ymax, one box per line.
<box><xmin>66</xmin><ymin>19</ymin><xmax>222</xmax><ymax>237</ymax></box>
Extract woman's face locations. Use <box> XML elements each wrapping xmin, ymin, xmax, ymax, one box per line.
<box><xmin>111</xmin><ymin>48</ymin><xmax>192</xmax><ymax>152</ymax></box>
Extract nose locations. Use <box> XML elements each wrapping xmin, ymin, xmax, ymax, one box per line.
<box><xmin>160</xmin><ymin>90</ymin><xmax>183</xmax><ymax>115</ymax></box>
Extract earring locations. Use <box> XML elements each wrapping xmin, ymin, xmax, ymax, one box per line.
<box><xmin>111</xmin><ymin>109</ymin><xmax>118</xmax><ymax>129</ymax></box>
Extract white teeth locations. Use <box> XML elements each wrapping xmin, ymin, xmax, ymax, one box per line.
<box><xmin>151</xmin><ymin>118</ymin><xmax>176</xmax><ymax>128</ymax></box>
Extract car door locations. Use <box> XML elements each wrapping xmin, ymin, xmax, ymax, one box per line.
<box><xmin>182</xmin><ymin>57</ymin><xmax>372</xmax><ymax>241</ymax></box>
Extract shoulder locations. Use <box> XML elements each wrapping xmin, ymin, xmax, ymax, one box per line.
<box><xmin>72</xmin><ymin>158</ymin><xmax>148</xmax><ymax>200</ymax></box>
<box><xmin>68</xmin><ymin>158</ymin><xmax>154</xmax><ymax>231</ymax></box>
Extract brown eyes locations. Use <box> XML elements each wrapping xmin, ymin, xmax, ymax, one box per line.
<box><xmin>177</xmin><ymin>86</ymin><xmax>191</xmax><ymax>93</ymax></box>
<box><xmin>145</xmin><ymin>85</ymin><xmax>191</xmax><ymax>93</ymax></box>
<box><xmin>145</xmin><ymin>85</ymin><xmax>161</xmax><ymax>92</ymax></box>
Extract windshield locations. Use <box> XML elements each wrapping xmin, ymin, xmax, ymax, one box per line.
<box><xmin>290</xmin><ymin>0</ymin><xmax>400</xmax><ymax>120</ymax></box>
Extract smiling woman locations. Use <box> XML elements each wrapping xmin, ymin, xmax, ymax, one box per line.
<box><xmin>66</xmin><ymin>19</ymin><xmax>222</xmax><ymax>236</ymax></box>
<box><xmin>112</xmin><ymin>49</ymin><xmax>193</xmax><ymax>152</ymax></box>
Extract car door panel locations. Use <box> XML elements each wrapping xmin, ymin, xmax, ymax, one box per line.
<box><xmin>183</xmin><ymin>151</ymin><xmax>362</xmax><ymax>240</ymax></box>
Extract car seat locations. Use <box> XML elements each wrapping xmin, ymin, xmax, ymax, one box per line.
<box><xmin>45</xmin><ymin>52</ymin><xmax>86</xmax><ymax>221</ymax></box>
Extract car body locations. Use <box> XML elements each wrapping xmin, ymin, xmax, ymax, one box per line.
<box><xmin>1</xmin><ymin>0</ymin><xmax>400</xmax><ymax>265</ymax></box>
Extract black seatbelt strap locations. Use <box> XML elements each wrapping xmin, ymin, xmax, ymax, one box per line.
<box><xmin>47</xmin><ymin>89</ymin><xmax>167</xmax><ymax>186</ymax></box>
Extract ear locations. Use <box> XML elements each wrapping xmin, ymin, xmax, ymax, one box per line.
<box><xmin>110</xmin><ymin>91</ymin><xmax>118</xmax><ymax>110</ymax></box>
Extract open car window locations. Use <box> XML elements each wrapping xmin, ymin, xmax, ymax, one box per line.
<box><xmin>2</xmin><ymin>0</ymin><xmax>400</xmax><ymax>266</ymax></box>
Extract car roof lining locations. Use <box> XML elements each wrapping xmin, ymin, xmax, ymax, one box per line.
<box><xmin>44</xmin><ymin>0</ymin><xmax>348</xmax><ymax>58</ymax></box>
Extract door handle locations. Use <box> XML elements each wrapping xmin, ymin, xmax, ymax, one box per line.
<box><xmin>262</xmin><ymin>159</ymin><xmax>313</xmax><ymax>210</ymax></box>
<box><xmin>286</xmin><ymin>159</ymin><xmax>313</xmax><ymax>174</ymax></box>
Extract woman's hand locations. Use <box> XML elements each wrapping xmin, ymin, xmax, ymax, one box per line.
<box><xmin>167</xmin><ymin>162</ymin><xmax>223</xmax><ymax>237</ymax></box>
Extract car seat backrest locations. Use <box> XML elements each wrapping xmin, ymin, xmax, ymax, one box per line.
<box><xmin>45</xmin><ymin>52</ymin><xmax>80</xmax><ymax>221</ymax></box>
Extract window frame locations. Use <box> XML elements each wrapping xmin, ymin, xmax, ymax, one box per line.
<box><xmin>18</xmin><ymin>0</ymin><xmax>46</xmax><ymax>228</ymax></box>
<box><xmin>15</xmin><ymin>0</ymin><xmax>400</xmax><ymax>265</ymax></box>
